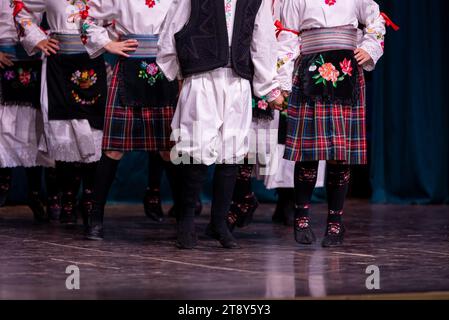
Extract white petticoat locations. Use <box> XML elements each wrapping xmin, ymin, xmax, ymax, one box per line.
<box><xmin>0</xmin><ymin>104</ymin><xmax>53</xmax><ymax>168</ymax></box>
<box><xmin>253</xmin><ymin>111</ymin><xmax>326</xmax><ymax>189</ymax></box>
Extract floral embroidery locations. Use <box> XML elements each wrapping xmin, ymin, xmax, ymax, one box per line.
<box><xmin>339</xmin><ymin>58</ymin><xmax>353</xmax><ymax>76</ymax></box>
<box><xmin>66</xmin><ymin>0</ymin><xmax>90</xmax><ymax>43</ymax></box>
<box><xmin>18</xmin><ymin>68</ymin><xmax>32</xmax><ymax>86</ymax></box>
<box><xmin>3</xmin><ymin>67</ymin><xmax>37</xmax><ymax>88</ymax></box>
<box><xmin>310</xmin><ymin>55</ymin><xmax>352</xmax><ymax>88</ymax></box>
<box><xmin>70</xmin><ymin>67</ymin><xmax>101</xmax><ymax>105</ymax></box>
<box><xmin>325</xmin><ymin>0</ymin><xmax>336</xmax><ymax>6</ymax></box>
<box><xmin>225</xmin><ymin>0</ymin><xmax>233</xmax><ymax>29</ymax></box>
<box><xmin>66</xmin><ymin>0</ymin><xmax>89</xmax><ymax>23</ymax></box>
<box><xmin>138</xmin><ymin>61</ymin><xmax>164</xmax><ymax>86</ymax></box>
<box><xmin>277</xmin><ymin>52</ymin><xmax>293</xmax><ymax>70</ymax></box>
<box><xmin>4</xmin><ymin>70</ymin><xmax>16</xmax><ymax>81</ymax></box>
<box><xmin>71</xmin><ymin>69</ymin><xmax>98</xmax><ymax>89</ymax></box>
<box><xmin>145</xmin><ymin>0</ymin><xmax>160</xmax><ymax>9</ymax></box>
<box><xmin>71</xmin><ymin>91</ymin><xmax>101</xmax><ymax>105</ymax></box>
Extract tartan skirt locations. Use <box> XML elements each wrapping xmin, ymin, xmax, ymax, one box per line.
<box><xmin>284</xmin><ymin>66</ymin><xmax>367</xmax><ymax>165</ymax></box>
<box><xmin>102</xmin><ymin>61</ymin><xmax>176</xmax><ymax>152</ymax></box>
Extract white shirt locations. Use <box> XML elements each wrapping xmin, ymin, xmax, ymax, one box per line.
<box><xmin>157</xmin><ymin>0</ymin><xmax>280</xmax><ymax>99</ymax></box>
<box><xmin>14</xmin><ymin>0</ymin><xmax>86</xmax><ymax>55</ymax></box>
<box><xmin>276</xmin><ymin>0</ymin><xmax>386</xmax><ymax>91</ymax></box>
<box><xmin>81</xmin><ymin>0</ymin><xmax>176</xmax><ymax>58</ymax></box>
<box><xmin>0</xmin><ymin>0</ymin><xmax>19</xmax><ymax>43</ymax></box>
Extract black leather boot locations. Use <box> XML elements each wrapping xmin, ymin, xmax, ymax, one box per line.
<box><xmin>294</xmin><ymin>216</ymin><xmax>316</xmax><ymax>245</ymax></box>
<box><xmin>81</xmin><ymin>189</ymin><xmax>93</xmax><ymax>230</ymax></box>
<box><xmin>0</xmin><ymin>171</ymin><xmax>11</xmax><ymax>207</ymax></box>
<box><xmin>205</xmin><ymin>223</ymin><xmax>240</xmax><ymax>249</ymax></box>
<box><xmin>272</xmin><ymin>188</ymin><xmax>295</xmax><ymax>226</ymax></box>
<box><xmin>47</xmin><ymin>194</ymin><xmax>61</xmax><ymax>221</ymax></box>
<box><xmin>29</xmin><ymin>192</ymin><xmax>49</xmax><ymax>223</ymax></box>
<box><xmin>85</xmin><ymin>201</ymin><xmax>104</xmax><ymax>240</ymax></box>
<box><xmin>143</xmin><ymin>188</ymin><xmax>164</xmax><ymax>222</ymax></box>
<box><xmin>176</xmin><ymin>223</ymin><xmax>197</xmax><ymax>249</ymax></box>
<box><xmin>322</xmin><ymin>223</ymin><xmax>346</xmax><ymax>247</ymax></box>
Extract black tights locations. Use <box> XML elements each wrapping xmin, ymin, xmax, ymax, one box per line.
<box><xmin>294</xmin><ymin>161</ymin><xmax>351</xmax><ymax>225</ymax></box>
<box><xmin>147</xmin><ymin>152</ymin><xmax>164</xmax><ymax>191</ymax></box>
<box><xmin>147</xmin><ymin>151</ymin><xmax>182</xmax><ymax>207</ymax></box>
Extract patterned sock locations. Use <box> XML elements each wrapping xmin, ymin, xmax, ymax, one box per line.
<box><xmin>326</xmin><ymin>162</ymin><xmax>351</xmax><ymax>233</ymax></box>
<box><xmin>294</xmin><ymin>161</ymin><xmax>319</xmax><ymax>229</ymax></box>
<box><xmin>232</xmin><ymin>163</ymin><xmax>254</xmax><ymax>202</ymax></box>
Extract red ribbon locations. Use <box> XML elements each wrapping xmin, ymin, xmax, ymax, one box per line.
<box><xmin>380</xmin><ymin>12</ymin><xmax>400</xmax><ymax>31</ymax></box>
<box><xmin>12</xmin><ymin>0</ymin><xmax>25</xmax><ymax>17</ymax></box>
<box><xmin>274</xmin><ymin>20</ymin><xmax>300</xmax><ymax>38</ymax></box>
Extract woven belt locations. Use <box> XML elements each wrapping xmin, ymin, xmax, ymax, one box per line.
<box><xmin>51</xmin><ymin>33</ymin><xmax>86</xmax><ymax>54</ymax></box>
<box><xmin>0</xmin><ymin>39</ymin><xmax>33</xmax><ymax>60</ymax></box>
<box><xmin>121</xmin><ymin>34</ymin><xmax>159</xmax><ymax>58</ymax></box>
<box><xmin>300</xmin><ymin>26</ymin><xmax>358</xmax><ymax>55</ymax></box>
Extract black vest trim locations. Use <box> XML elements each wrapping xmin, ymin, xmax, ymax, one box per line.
<box><xmin>175</xmin><ymin>0</ymin><xmax>262</xmax><ymax>80</ymax></box>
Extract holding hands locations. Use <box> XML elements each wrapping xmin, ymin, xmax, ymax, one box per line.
<box><xmin>269</xmin><ymin>90</ymin><xmax>289</xmax><ymax>111</ymax></box>
<box><xmin>105</xmin><ymin>39</ymin><xmax>139</xmax><ymax>58</ymax></box>
<box><xmin>0</xmin><ymin>52</ymin><xmax>14</xmax><ymax>68</ymax></box>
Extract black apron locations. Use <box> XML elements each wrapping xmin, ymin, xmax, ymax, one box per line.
<box><xmin>117</xmin><ymin>57</ymin><xmax>178</xmax><ymax>108</ymax></box>
<box><xmin>0</xmin><ymin>59</ymin><xmax>42</xmax><ymax>108</ymax></box>
<box><xmin>47</xmin><ymin>53</ymin><xmax>107</xmax><ymax>130</ymax></box>
<box><xmin>296</xmin><ymin>49</ymin><xmax>359</xmax><ymax>105</ymax></box>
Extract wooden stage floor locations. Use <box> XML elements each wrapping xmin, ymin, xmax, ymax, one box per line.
<box><xmin>1</xmin><ymin>200</ymin><xmax>449</xmax><ymax>300</ymax></box>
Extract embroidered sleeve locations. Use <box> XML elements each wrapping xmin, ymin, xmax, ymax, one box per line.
<box><xmin>275</xmin><ymin>0</ymin><xmax>301</xmax><ymax>92</ymax></box>
<box><xmin>251</xmin><ymin>0</ymin><xmax>280</xmax><ymax>100</ymax></box>
<box><xmin>79</xmin><ymin>0</ymin><xmax>117</xmax><ymax>58</ymax></box>
<box><xmin>156</xmin><ymin>0</ymin><xmax>191</xmax><ymax>81</ymax></box>
<box><xmin>357</xmin><ymin>0</ymin><xmax>386</xmax><ymax>71</ymax></box>
<box><xmin>13</xmin><ymin>0</ymin><xmax>47</xmax><ymax>56</ymax></box>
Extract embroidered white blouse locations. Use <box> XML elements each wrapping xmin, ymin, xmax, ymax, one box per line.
<box><xmin>276</xmin><ymin>0</ymin><xmax>386</xmax><ymax>91</ymax></box>
<box><xmin>80</xmin><ymin>0</ymin><xmax>176</xmax><ymax>58</ymax></box>
<box><xmin>0</xmin><ymin>1</ymin><xmax>20</xmax><ymax>43</ymax></box>
<box><xmin>157</xmin><ymin>0</ymin><xmax>280</xmax><ymax>99</ymax></box>
<box><xmin>13</xmin><ymin>0</ymin><xmax>90</xmax><ymax>55</ymax></box>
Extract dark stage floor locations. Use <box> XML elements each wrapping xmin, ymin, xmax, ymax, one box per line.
<box><xmin>1</xmin><ymin>200</ymin><xmax>449</xmax><ymax>300</ymax></box>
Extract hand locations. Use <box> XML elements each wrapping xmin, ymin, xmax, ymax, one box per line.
<box><xmin>269</xmin><ymin>94</ymin><xmax>285</xmax><ymax>111</ymax></box>
<box><xmin>0</xmin><ymin>52</ymin><xmax>14</xmax><ymax>69</ymax></box>
<box><xmin>104</xmin><ymin>40</ymin><xmax>139</xmax><ymax>58</ymax></box>
<box><xmin>354</xmin><ymin>48</ymin><xmax>373</xmax><ymax>66</ymax></box>
<box><xmin>35</xmin><ymin>39</ymin><xmax>60</xmax><ymax>56</ymax></box>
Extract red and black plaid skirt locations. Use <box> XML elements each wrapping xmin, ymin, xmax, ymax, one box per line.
<box><xmin>284</xmin><ymin>66</ymin><xmax>367</xmax><ymax>165</ymax></box>
<box><xmin>102</xmin><ymin>61</ymin><xmax>176</xmax><ymax>152</ymax></box>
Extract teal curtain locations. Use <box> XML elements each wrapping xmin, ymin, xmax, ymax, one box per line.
<box><xmin>370</xmin><ymin>0</ymin><xmax>449</xmax><ymax>204</ymax></box>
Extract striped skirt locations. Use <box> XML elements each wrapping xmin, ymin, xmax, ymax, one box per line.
<box><xmin>284</xmin><ymin>65</ymin><xmax>367</xmax><ymax>165</ymax></box>
<box><xmin>102</xmin><ymin>61</ymin><xmax>176</xmax><ymax>152</ymax></box>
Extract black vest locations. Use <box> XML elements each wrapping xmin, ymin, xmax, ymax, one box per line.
<box><xmin>175</xmin><ymin>0</ymin><xmax>262</xmax><ymax>80</ymax></box>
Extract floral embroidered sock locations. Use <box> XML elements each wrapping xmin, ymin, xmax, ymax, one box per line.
<box><xmin>294</xmin><ymin>161</ymin><xmax>319</xmax><ymax>229</ymax></box>
<box><xmin>326</xmin><ymin>162</ymin><xmax>351</xmax><ymax>233</ymax></box>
